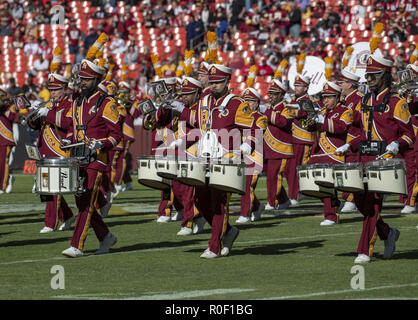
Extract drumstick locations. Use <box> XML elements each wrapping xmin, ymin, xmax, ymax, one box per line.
<box><xmin>310</xmin><ymin>152</ymin><xmax>337</xmax><ymax>158</ymax></box>
<box><xmin>152</xmin><ymin>146</ymin><xmax>174</xmax><ymax>151</ymax></box>
<box><xmin>61</xmin><ymin>138</ymin><xmax>107</xmax><ymax>149</ymax></box>
<box><xmin>376</xmin><ymin>151</ymin><xmax>390</xmax><ymax>160</ymax></box>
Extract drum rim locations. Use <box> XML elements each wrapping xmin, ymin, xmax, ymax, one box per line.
<box><xmin>311</xmin><ymin>163</ymin><xmax>334</xmax><ymax>169</ymax></box>
<box><xmin>37</xmin><ymin>157</ymin><xmax>79</xmax><ymax>166</ymax></box>
<box><xmin>333</xmin><ymin>162</ymin><xmax>363</xmax><ymax>169</ymax></box>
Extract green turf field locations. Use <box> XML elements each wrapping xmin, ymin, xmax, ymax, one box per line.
<box><xmin>1</xmin><ymin>173</ymin><xmax>418</xmax><ymax>300</ymax></box>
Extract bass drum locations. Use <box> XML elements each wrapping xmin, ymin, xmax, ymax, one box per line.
<box><xmin>137</xmin><ymin>156</ymin><xmax>170</xmax><ymax>190</ymax></box>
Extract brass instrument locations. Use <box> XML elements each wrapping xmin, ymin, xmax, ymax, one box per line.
<box><xmin>298</xmin><ymin>99</ymin><xmax>325</xmax><ymax>130</ymax></box>
<box><xmin>20</xmin><ymin>99</ymin><xmax>50</xmax><ymax>127</ymax></box>
<box><xmin>116</xmin><ymin>91</ymin><xmax>132</xmax><ymax>108</ymax></box>
<box><xmin>143</xmin><ymin>112</ymin><xmax>157</xmax><ymax>130</ymax></box>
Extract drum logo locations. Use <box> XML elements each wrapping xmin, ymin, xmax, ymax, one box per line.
<box><xmin>181</xmin><ymin>167</ymin><xmax>188</xmax><ymax>178</ymax></box>
<box><xmin>60</xmin><ymin>171</ymin><xmax>68</xmax><ymax>190</ymax></box>
<box><xmin>42</xmin><ymin>173</ymin><xmax>49</xmax><ymax>188</ymax></box>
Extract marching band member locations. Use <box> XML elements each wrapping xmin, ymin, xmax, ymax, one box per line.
<box><xmin>155</xmin><ymin>77</ymin><xmax>206</xmax><ymax>235</ymax></box>
<box><xmin>28</xmin><ymin>69</ymin><xmax>76</xmax><ymax>233</ymax></box>
<box><xmin>307</xmin><ymin>81</ymin><xmax>353</xmax><ymax>226</ymax></box>
<box><xmin>196</xmin><ymin>61</ymin><xmax>211</xmax><ymax>98</ymax></box>
<box><xmin>338</xmin><ymin>69</ymin><xmax>364</xmax><ymax>213</ymax></box>
<box><xmin>145</xmin><ymin>77</ymin><xmax>184</xmax><ymax>223</ymax></box>
<box><xmin>336</xmin><ymin>54</ymin><xmax>415</xmax><ymax>264</ymax></box>
<box><xmin>263</xmin><ymin>79</ymin><xmax>295</xmax><ymax>211</ymax></box>
<box><xmin>172</xmin><ymin>63</ymin><xmax>267</xmax><ymax>258</ymax></box>
<box><xmin>284</xmin><ymin>74</ymin><xmax>314</xmax><ymax>206</ymax></box>
<box><xmin>39</xmin><ymin>58</ymin><xmax>122</xmax><ymax>258</ymax></box>
<box><xmin>237</xmin><ymin>87</ymin><xmax>266</xmax><ymax>223</ymax></box>
<box><xmin>398</xmin><ymin>63</ymin><xmax>418</xmax><ymax>214</ymax></box>
<box><xmin>0</xmin><ymin>88</ymin><xmax>18</xmax><ymax>194</ymax></box>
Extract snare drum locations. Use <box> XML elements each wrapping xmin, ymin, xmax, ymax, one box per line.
<box><xmin>35</xmin><ymin>157</ymin><xmax>80</xmax><ymax>195</ymax></box>
<box><xmin>137</xmin><ymin>156</ymin><xmax>170</xmax><ymax>190</ymax></box>
<box><xmin>333</xmin><ymin>162</ymin><xmax>364</xmax><ymax>193</ymax></box>
<box><xmin>312</xmin><ymin>163</ymin><xmax>334</xmax><ymax>188</ymax></box>
<box><xmin>365</xmin><ymin>159</ymin><xmax>407</xmax><ymax>195</ymax></box>
<box><xmin>208</xmin><ymin>161</ymin><xmax>246</xmax><ymax>195</ymax></box>
<box><xmin>155</xmin><ymin>156</ymin><xmax>178</xmax><ymax>180</ymax></box>
<box><xmin>297</xmin><ymin>164</ymin><xmax>334</xmax><ymax>198</ymax></box>
<box><xmin>176</xmin><ymin>160</ymin><xmax>206</xmax><ymax>187</ymax></box>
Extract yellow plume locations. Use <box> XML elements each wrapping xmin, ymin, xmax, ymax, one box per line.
<box><xmin>274</xmin><ymin>59</ymin><xmax>288</xmax><ymax>79</ymax></box>
<box><xmin>50</xmin><ymin>46</ymin><xmax>63</xmax><ymax>73</ymax></box>
<box><xmin>176</xmin><ymin>60</ymin><xmax>185</xmax><ymax>78</ymax></box>
<box><xmin>205</xmin><ymin>31</ymin><xmax>219</xmax><ymax>64</ymax></box>
<box><xmin>184</xmin><ymin>49</ymin><xmax>194</xmax><ymax>76</ymax></box>
<box><xmin>151</xmin><ymin>54</ymin><xmax>162</xmax><ymax>78</ymax></box>
<box><xmin>98</xmin><ymin>58</ymin><xmax>107</xmax><ymax>68</ymax></box>
<box><xmin>369</xmin><ymin>23</ymin><xmax>385</xmax><ymax>54</ymax></box>
<box><xmin>86</xmin><ymin>32</ymin><xmax>109</xmax><ymax>61</ymax></box>
<box><xmin>342</xmin><ymin>46</ymin><xmax>353</xmax><ymax>69</ymax></box>
<box><xmin>106</xmin><ymin>63</ymin><xmax>115</xmax><ymax>81</ymax></box>
<box><xmin>246</xmin><ymin>65</ymin><xmax>258</xmax><ymax>88</ymax></box>
<box><xmin>324</xmin><ymin>57</ymin><xmax>334</xmax><ymax>80</ymax></box>
<box><xmin>296</xmin><ymin>53</ymin><xmax>306</xmax><ymax>74</ymax></box>
<box><xmin>64</xmin><ymin>65</ymin><xmax>71</xmax><ymax>78</ymax></box>
<box><xmin>410</xmin><ymin>44</ymin><xmax>418</xmax><ymax>64</ymax></box>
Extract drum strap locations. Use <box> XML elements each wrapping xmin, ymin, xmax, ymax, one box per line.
<box><xmin>74</xmin><ymin>94</ymin><xmax>108</xmax><ymax>141</ymax></box>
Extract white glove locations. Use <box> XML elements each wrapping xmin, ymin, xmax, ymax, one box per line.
<box><xmin>171</xmin><ymin>100</ymin><xmax>185</xmax><ymax>113</ymax></box>
<box><xmin>259</xmin><ymin>104</ymin><xmax>267</xmax><ymax>113</ymax></box>
<box><xmin>169</xmin><ymin>139</ymin><xmax>183</xmax><ymax>148</ymax></box>
<box><xmin>88</xmin><ymin>139</ymin><xmax>103</xmax><ymax>151</ymax></box>
<box><xmin>134</xmin><ymin>117</ymin><xmax>143</xmax><ymax>126</ymax></box>
<box><xmin>239</xmin><ymin>142</ymin><xmax>252</xmax><ymax>155</ymax></box>
<box><xmin>385</xmin><ymin>141</ymin><xmax>400</xmax><ymax>155</ymax></box>
<box><xmin>37</xmin><ymin>106</ymin><xmax>49</xmax><ymax>118</ymax></box>
<box><xmin>335</xmin><ymin>143</ymin><xmax>350</xmax><ymax>155</ymax></box>
<box><xmin>60</xmin><ymin>139</ymin><xmax>71</xmax><ymax>146</ymax></box>
<box><xmin>314</xmin><ymin>114</ymin><xmax>324</xmax><ymax>124</ymax></box>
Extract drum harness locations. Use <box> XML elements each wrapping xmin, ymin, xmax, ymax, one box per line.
<box><xmin>71</xmin><ymin>94</ymin><xmax>108</xmax><ymax>166</ymax></box>
<box><xmin>359</xmin><ymin>91</ymin><xmax>391</xmax><ymax>159</ymax></box>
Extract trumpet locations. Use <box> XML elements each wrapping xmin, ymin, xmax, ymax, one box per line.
<box><xmin>20</xmin><ymin>100</ymin><xmax>50</xmax><ymax>127</ymax></box>
<box><xmin>116</xmin><ymin>91</ymin><xmax>132</xmax><ymax>108</ymax></box>
<box><xmin>299</xmin><ymin>107</ymin><xmax>326</xmax><ymax>129</ymax></box>
<box><xmin>143</xmin><ymin>112</ymin><xmax>157</xmax><ymax>130</ymax></box>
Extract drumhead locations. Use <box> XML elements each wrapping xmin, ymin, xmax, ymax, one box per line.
<box><xmin>333</xmin><ymin>162</ymin><xmax>362</xmax><ymax>170</ymax></box>
<box><xmin>137</xmin><ymin>155</ymin><xmax>156</xmax><ymax>161</ymax></box>
<box><xmin>37</xmin><ymin>157</ymin><xmax>79</xmax><ymax>167</ymax></box>
<box><xmin>297</xmin><ymin>164</ymin><xmax>315</xmax><ymax>171</ymax></box>
<box><xmin>365</xmin><ymin>159</ymin><xmax>406</xmax><ymax>171</ymax></box>
<box><xmin>312</xmin><ymin>163</ymin><xmax>333</xmax><ymax>169</ymax></box>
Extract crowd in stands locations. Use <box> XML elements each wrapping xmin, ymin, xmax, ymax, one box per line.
<box><xmin>0</xmin><ymin>0</ymin><xmax>416</xmax><ymax>102</ymax></box>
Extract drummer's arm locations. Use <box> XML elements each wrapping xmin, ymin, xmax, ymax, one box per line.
<box><xmin>101</xmin><ymin>100</ymin><xmax>122</xmax><ymax>151</ymax></box>
<box><xmin>393</xmin><ymin>99</ymin><xmax>415</xmax><ymax>153</ymax></box>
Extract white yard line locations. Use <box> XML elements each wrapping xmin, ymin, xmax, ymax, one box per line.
<box><xmin>264</xmin><ymin>282</ymin><xmax>418</xmax><ymax>300</ymax></box>
<box><xmin>51</xmin><ymin>288</ymin><xmax>255</xmax><ymax>300</ymax></box>
<box><xmin>1</xmin><ymin>227</ymin><xmax>416</xmax><ymax>266</ymax></box>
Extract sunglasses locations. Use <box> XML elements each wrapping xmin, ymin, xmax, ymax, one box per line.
<box><xmin>365</xmin><ymin>71</ymin><xmax>384</xmax><ymax>80</ymax></box>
